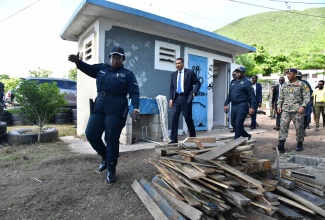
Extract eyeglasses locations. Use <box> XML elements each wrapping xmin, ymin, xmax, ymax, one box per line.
<box><xmin>318</xmin><ymin>84</ymin><xmax>323</xmax><ymax>86</ymax></box>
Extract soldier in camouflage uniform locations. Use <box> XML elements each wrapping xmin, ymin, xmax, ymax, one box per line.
<box><xmin>275</xmin><ymin>69</ymin><xmax>310</xmax><ymax>153</ymax></box>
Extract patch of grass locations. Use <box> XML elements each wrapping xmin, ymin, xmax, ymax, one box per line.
<box><xmin>7</xmin><ymin>124</ymin><xmax>77</xmax><ymax>137</ymax></box>
<box><xmin>0</xmin><ymin>141</ymin><xmax>71</xmax><ymax>168</ymax></box>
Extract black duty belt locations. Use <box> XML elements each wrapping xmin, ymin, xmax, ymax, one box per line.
<box><xmin>97</xmin><ymin>91</ymin><xmax>125</xmax><ymax>97</ymax></box>
<box><xmin>232</xmin><ymin>101</ymin><xmax>247</xmax><ymax>106</ymax></box>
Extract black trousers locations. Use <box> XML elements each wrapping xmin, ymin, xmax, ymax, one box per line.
<box><xmin>170</xmin><ymin>95</ymin><xmax>196</xmax><ymax>142</ymax></box>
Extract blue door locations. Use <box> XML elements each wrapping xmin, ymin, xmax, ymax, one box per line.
<box><xmin>188</xmin><ymin>55</ymin><xmax>207</xmax><ymax>131</ymax></box>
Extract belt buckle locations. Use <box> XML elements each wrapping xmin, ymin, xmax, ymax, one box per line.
<box><xmin>100</xmin><ymin>91</ymin><xmax>106</xmax><ymax>96</ymax></box>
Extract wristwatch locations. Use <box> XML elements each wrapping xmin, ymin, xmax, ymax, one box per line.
<box><xmin>133</xmin><ymin>109</ymin><xmax>140</xmax><ymax>112</ymax></box>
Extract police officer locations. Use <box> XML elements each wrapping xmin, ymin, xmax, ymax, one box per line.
<box><xmin>68</xmin><ymin>46</ymin><xmax>140</xmax><ymax>184</ymax></box>
<box><xmin>224</xmin><ymin>66</ymin><xmax>256</xmax><ymax>139</ymax></box>
<box><xmin>275</xmin><ymin>68</ymin><xmax>310</xmax><ymax>152</ymax></box>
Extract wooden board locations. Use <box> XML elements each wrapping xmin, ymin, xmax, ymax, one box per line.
<box><xmin>151</xmin><ymin>176</ymin><xmax>203</xmax><ymax>220</ymax></box>
<box><xmin>138</xmin><ymin>179</ymin><xmax>186</xmax><ymax>220</ymax></box>
<box><xmin>277</xmin><ymin>204</ymin><xmax>303</xmax><ymax>220</ymax></box>
<box><xmin>131</xmin><ymin>179</ymin><xmax>169</xmax><ymax>220</ymax></box>
<box><xmin>179</xmin><ymin>164</ymin><xmax>206</xmax><ymax>179</ymax></box>
<box><xmin>210</xmin><ymin>161</ymin><xmax>264</xmax><ymax>190</ymax></box>
<box><xmin>241</xmin><ymin>159</ymin><xmax>271</xmax><ymax>174</ymax></box>
<box><xmin>276</xmin><ymin>185</ymin><xmax>325</xmax><ymax>216</ymax></box>
<box><xmin>277</xmin><ymin>195</ymin><xmax>316</xmax><ymax>215</ymax></box>
<box><xmin>221</xmin><ymin>189</ymin><xmax>251</xmax><ymax>206</ymax></box>
<box><xmin>291</xmin><ymin>187</ymin><xmax>325</xmax><ymax>208</ymax></box>
<box><xmin>195</xmin><ymin>137</ymin><xmax>247</xmax><ymax>161</ymax></box>
<box><xmin>182</xmin><ymin>137</ymin><xmax>216</xmax><ymax>143</ymax></box>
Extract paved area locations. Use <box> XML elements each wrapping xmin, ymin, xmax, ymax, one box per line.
<box><xmin>60</xmin><ymin>127</ymin><xmax>267</xmax><ymax>155</ymax></box>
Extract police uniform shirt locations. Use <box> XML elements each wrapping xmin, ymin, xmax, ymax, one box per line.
<box><xmin>224</xmin><ymin>78</ymin><xmax>256</xmax><ymax>108</ymax></box>
<box><xmin>277</xmin><ymin>80</ymin><xmax>310</xmax><ymax>112</ymax></box>
<box><xmin>75</xmin><ymin>60</ymin><xmax>140</xmax><ymax>109</ymax></box>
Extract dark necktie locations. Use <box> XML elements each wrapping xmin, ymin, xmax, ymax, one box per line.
<box><xmin>177</xmin><ymin>71</ymin><xmax>182</xmax><ymax>93</ymax></box>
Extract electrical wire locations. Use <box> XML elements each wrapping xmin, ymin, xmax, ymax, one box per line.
<box><xmin>0</xmin><ymin>0</ymin><xmax>41</xmax><ymax>23</ymax></box>
<box><xmin>229</xmin><ymin>0</ymin><xmax>325</xmax><ymax>18</ymax></box>
<box><xmin>269</xmin><ymin>0</ymin><xmax>325</xmax><ymax>4</ymax></box>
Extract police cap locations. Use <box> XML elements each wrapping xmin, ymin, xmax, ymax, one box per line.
<box><xmin>235</xmin><ymin>66</ymin><xmax>246</xmax><ymax>72</ymax></box>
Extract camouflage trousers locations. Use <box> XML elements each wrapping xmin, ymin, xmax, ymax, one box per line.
<box><xmin>279</xmin><ymin>111</ymin><xmax>304</xmax><ymax>142</ymax></box>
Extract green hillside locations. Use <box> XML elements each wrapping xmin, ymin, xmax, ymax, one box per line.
<box><xmin>214</xmin><ymin>7</ymin><xmax>325</xmax><ymax>54</ymax></box>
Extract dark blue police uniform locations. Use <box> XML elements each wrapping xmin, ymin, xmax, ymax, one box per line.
<box><xmin>75</xmin><ymin>60</ymin><xmax>140</xmax><ymax>163</ymax></box>
<box><xmin>224</xmin><ymin>78</ymin><xmax>256</xmax><ymax>139</ymax></box>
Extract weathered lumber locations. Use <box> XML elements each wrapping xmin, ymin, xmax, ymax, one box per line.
<box><xmin>160</xmin><ymin>156</ymin><xmax>220</xmax><ymax>168</ymax></box>
<box><xmin>210</xmin><ymin>161</ymin><xmax>264</xmax><ymax>190</ymax></box>
<box><xmin>139</xmin><ymin>179</ymin><xmax>186</xmax><ymax>220</ymax></box>
<box><xmin>192</xmin><ymin>164</ymin><xmax>215</xmax><ymax>174</ymax></box>
<box><xmin>250</xmin><ymin>201</ymin><xmax>278</xmax><ymax>212</ymax></box>
<box><xmin>277</xmin><ymin>203</ymin><xmax>303</xmax><ymax>220</ymax></box>
<box><xmin>151</xmin><ymin>175</ymin><xmax>184</xmax><ymax>201</ymax></box>
<box><xmin>221</xmin><ymin>189</ymin><xmax>251</xmax><ymax>206</ymax></box>
<box><xmin>276</xmin><ymin>185</ymin><xmax>325</xmax><ymax>217</ymax></box>
<box><xmin>277</xmin><ymin>195</ymin><xmax>316</xmax><ymax>214</ymax></box>
<box><xmin>131</xmin><ymin>179</ymin><xmax>169</xmax><ymax>220</ymax></box>
<box><xmin>153</xmin><ymin>162</ymin><xmax>200</xmax><ymax>206</ymax></box>
<box><xmin>195</xmin><ymin>137</ymin><xmax>247</xmax><ymax>161</ymax></box>
<box><xmin>291</xmin><ymin>187</ymin><xmax>325</xmax><ymax>208</ymax></box>
<box><xmin>282</xmin><ymin>169</ymin><xmax>315</xmax><ymax>179</ymax></box>
<box><xmin>241</xmin><ymin>159</ymin><xmax>271</xmax><ymax>174</ymax></box>
<box><xmin>179</xmin><ymin>142</ymin><xmax>225</xmax><ymax>149</ymax></box>
<box><xmin>168</xmin><ymin>167</ymin><xmax>219</xmax><ymax>197</ymax></box>
<box><xmin>207</xmin><ymin>174</ymin><xmax>225</xmax><ymax>181</ymax></box>
<box><xmin>201</xmin><ymin>177</ymin><xmax>235</xmax><ymax>190</ymax></box>
<box><xmin>152</xmin><ymin>179</ymin><xmax>204</xmax><ymax>220</ymax></box>
<box><xmin>193</xmin><ymin>139</ymin><xmax>205</xmax><ymax>150</ymax></box>
<box><xmin>182</xmin><ymin>137</ymin><xmax>216</xmax><ymax>143</ymax></box>
<box><xmin>263</xmin><ymin>192</ymin><xmax>278</xmax><ymax>202</ymax></box>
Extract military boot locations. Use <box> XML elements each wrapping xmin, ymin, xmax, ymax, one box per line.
<box><xmin>295</xmin><ymin>142</ymin><xmax>303</xmax><ymax>151</ymax></box>
<box><xmin>273</xmin><ymin>140</ymin><xmax>285</xmax><ymax>153</ymax></box>
<box><xmin>106</xmin><ymin>160</ymin><xmax>117</xmax><ymax>184</ymax></box>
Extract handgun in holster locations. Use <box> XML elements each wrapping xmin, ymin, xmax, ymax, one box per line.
<box><xmin>123</xmin><ymin>99</ymin><xmax>132</xmax><ymax>118</ymax></box>
<box><xmin>89</xmin><ymin>98</ymin><xmax>95</xmax><ymax>114</ymax></box>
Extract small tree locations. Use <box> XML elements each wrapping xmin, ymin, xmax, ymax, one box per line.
<box><xmin>13</xmin><ymin>80</ymin><xmax>67</xmax><ymax>142</ymax></box>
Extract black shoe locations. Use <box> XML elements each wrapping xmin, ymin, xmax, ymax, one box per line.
<box><xmin>98</xmin><ymin>160</ymin><xmax>107</xmax><ymax>172</ymax></box>
<box><xmin>106</xmin><ymin>160</ymin><xmax>117</xmax><ymax>184</ymax></box>
<box><xmin>278</xmin><ymin>148</ymin><xmax>286</xmax><ymax>153</ymax></box>
<box><xmin>230</xmin><ymin>129</ymin><xmax>235</xmax><ymax>132</ymax></box>
<box><xmin>247</xmin><ymin>134</ymin><xmax>251</xmax><ymax>140</ymax></box>
<box><xmin>273</xmin><ymin>126</ymin><xmax>279</xmax><ymax>131</ymax></box>
<box><xmin>168</xmin><ymin>141</ymin><xmax>178</xmax><ymax>144</ymax></box>
<box><xmin>250</xmin><ymin>126</ymin><xmax>256</xmax><ymax>130</ymax></box>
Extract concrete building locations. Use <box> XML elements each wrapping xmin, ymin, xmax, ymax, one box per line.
<box><xmin>60</xmin><ymin>0</ymin><xmax>255</xmax><ymax>144</ymax></box>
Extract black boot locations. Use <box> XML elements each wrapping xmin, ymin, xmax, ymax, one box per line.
<box><xmin>295</xmin><ymin>142</ymin><xmax>303</xmax><ymax>151</ymax></box>
<box><xmin>106</xmin><ymin>160</ymin><xmax>117</xmax><ymax>184</ymax></box>
<box><xmin>273</xmin><ymin>140</ymin><xmax>285</xmax><ymax>153</ymax></box>
<box><xmin>98</xmin><ymin>160</ymin><xmax>107</xmax><ymax>172</ymax></box>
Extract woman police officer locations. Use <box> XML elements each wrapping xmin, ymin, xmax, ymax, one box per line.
<box><xmin>68</xmin><ymin>46</ymin><xmax>140</xmax><ymax>184</ymax></box>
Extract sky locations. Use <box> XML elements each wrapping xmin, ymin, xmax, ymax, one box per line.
<box><xmin>0</xmin><ymin>0</ymin><xmax>324</xmax><ymax>79</ymax></box>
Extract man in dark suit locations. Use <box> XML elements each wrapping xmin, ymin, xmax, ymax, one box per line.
<box><xmin>250</xmin><ymin>75</ymin><xmax>262</xmax><ymax>129</ymax></box>
<box><xmin>168</xmin><ymin>58</ymin><xmax>201</xmax><ymax>144</ymax></box>
<box><xmin>272</xmin><ymin>76</ymin><xmax>285</xmax><ymax>130</ymax></box>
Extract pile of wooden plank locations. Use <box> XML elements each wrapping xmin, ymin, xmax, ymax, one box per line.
<box><xmin>132</xmin><ymin>136</ymin><xmax>325</xmax><ymax>220</ymax></box>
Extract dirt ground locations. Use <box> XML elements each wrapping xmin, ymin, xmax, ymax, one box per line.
<box><xmin>1</xmin><ymin>113</ymin><xmax>325</xmax><ymax>220</ymax></box>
